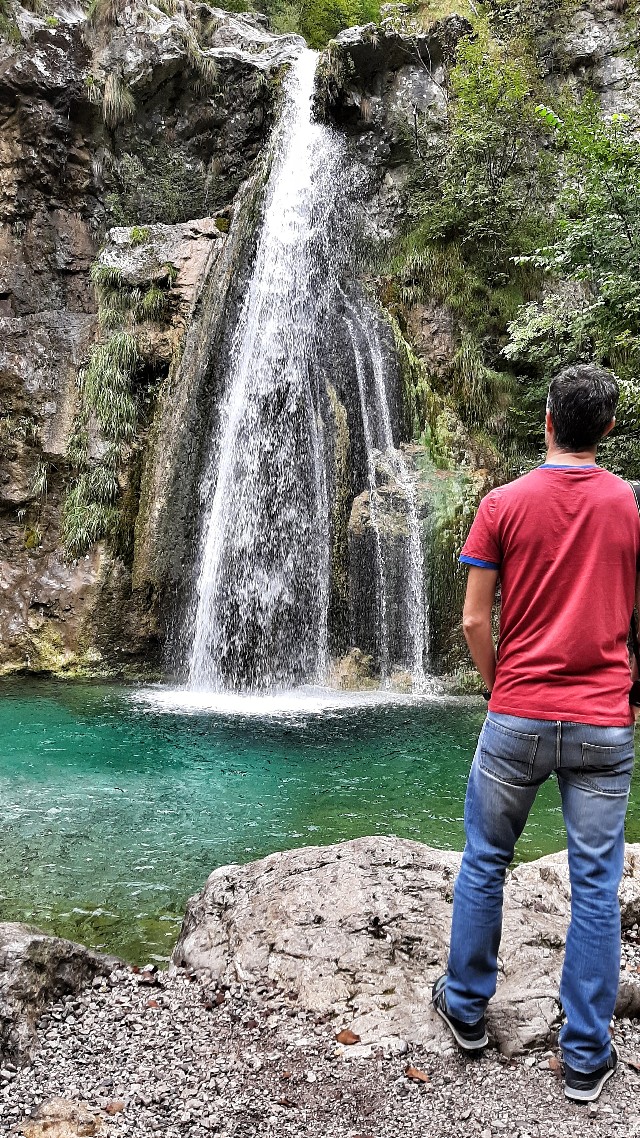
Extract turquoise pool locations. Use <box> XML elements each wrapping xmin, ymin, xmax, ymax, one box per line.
<box><xmin>0</xmin><ymin>680</ymin><xmax>638</xmax><ymax>962</ymax></box>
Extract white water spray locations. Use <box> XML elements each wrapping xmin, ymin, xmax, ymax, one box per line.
<box><xmin>188</xmin><ymin>51</ymin><xmax>343</xmax><ymax>691</ymax></box>
<box><xmin>187</xmin><ymin>50</ymin><xmax>427</xmax><ymax>693</ymax></box>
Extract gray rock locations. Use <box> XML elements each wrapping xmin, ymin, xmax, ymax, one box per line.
<box><xmin>0</xmin><ymin>923</ymin><xmax>117</xmax><ymax>1066</ymax></box>
<box><xmin>173</xmin><ymin>836</ymin><xmax>640</xmax><ymax>1057</ymax></box>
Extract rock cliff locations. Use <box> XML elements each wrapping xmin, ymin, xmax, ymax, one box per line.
<box><xmin>0</xmin><ymin>1</ymin><xmax>298</xmax><ymax>675</ymax></box>
<box><xmin>2</xmin><ymin>0</ymin><xmax>640</xmax><ymax>678</ymax></box>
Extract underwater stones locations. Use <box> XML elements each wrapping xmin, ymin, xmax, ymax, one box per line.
<box><xmin>0</xmin><ymin>924</ymin><xmax>116</xmax><ymax>1066</ymax></box>
<box><xmin>173</xmin><ymin>837</ymin><xmax>640</xmax><ymax>1058</ymax></box>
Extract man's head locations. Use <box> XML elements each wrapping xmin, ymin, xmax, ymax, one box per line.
<box><xmin>546</xmin><ymin>364</ymin><xmax>619</xmax><ymax>452</ymax></box>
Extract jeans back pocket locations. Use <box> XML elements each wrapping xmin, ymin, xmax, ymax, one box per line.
<box><xmin>581</xmin><ymin>741</ymin><xmax>635</xmax><ymax>796</ymax></box>
<box><xmin>478</xmin><ymin>717</ymin><xmax>539</xmax><ymax>786</ymax></box>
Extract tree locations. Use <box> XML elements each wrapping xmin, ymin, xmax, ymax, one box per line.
<box><xmin>505</xmin><ymin>95</ymin><xmax>640</xmax><ymax>474</ymax></box>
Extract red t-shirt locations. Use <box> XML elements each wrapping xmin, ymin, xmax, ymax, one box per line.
<box><xmin>460</xmin><ymin>464</ymin><xmax>640</xmax><ymax>726</ymax></box>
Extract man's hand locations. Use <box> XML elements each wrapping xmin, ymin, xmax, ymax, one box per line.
<box><xmin>462</xmin><ymin>567</ymin><xmax>499</xmax><ymax>692</ymax></box>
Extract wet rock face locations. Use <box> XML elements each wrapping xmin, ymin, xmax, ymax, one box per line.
<box><xmin>173</xmin><ymin>836</ymin><xmax>640</xmax><ymax>1057</ymax></box>
<box><xmin>0</xmin><ymin>2</ymin><xmax>295</xmax><ymax>675</ymax></box>
<box><xmin>347</xmin><ymin>451</ymin><xmax>428</xmax><ymax>673</ymax></box>
<box><xmin>0</xmin><ymin>923</ymin><xmax>116</xmax><ymax>1066</ymax></box>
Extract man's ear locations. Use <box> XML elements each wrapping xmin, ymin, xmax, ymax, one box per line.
<box><xmin>545</xmin><ymin>410</ymin><xmax>554</xmax><ymax>436</ymax></box>
<box><xmin>602</xmin><ymin>417</ymin><xmax>616</xmax><ymax>438</ymax></box>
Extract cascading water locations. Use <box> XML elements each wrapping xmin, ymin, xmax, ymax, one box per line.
<box><xmin>188</xmin><ymin>50</ymin><xmax>344</xmax><ymax>691</ymax></box>
<box><xmin>344</xmin><ymin>300</ymin><xmax>427</xmax><ymax>688</ymax></box>
<box><xmin>186</xmin><ymin>48</ymin><xmax>428</xmax><ymax>693</ymax></box>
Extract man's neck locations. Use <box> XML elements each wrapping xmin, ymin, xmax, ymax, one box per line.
<box><xmin>544</xmin><ymin>446</ymin><xmax>598</xmax><ymax>467</ymax></box>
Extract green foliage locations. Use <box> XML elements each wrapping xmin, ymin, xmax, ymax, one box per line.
<box><xmin>135</xmin><ymin>286</ymin><xmax>168</xmax><ymax>323</ymax></box>
<box><xmin>130</xmin><ymin>226</ymin><xmax>150</xmax><ymax>247</ymax></box>
<box><xmin>84</xmin><ymin>73</ymin><xmax>103</xmax><ymax>105</ymax></box>
<box><xmin>0</xmin><ymin>0</ymin><xmax>21</xmax><ymax>43</ymax></box>
<box><xmin>179</xmin><ymin>25</ymin><xmax>218</xmax><ymax>90</ymax></box>
<box><xmin>221</xmin><ymin>0</ymin><xmax>381</xmax><ymax>47</ymax></box>
<box><xmin>0</xmin><ymin>414</ymin><xmax>38</xmax><ymax>453</ymax></box>
<box><xmin>87</xmin><ymin>0</ymin><xmax>128</xmax><ymax>26</ymax></box>
<box><xmin>63</xmin><ymin>258</ymin><xmax>174</xmax><ymax>558</ymax></box>
<box><xmin>162</xmin><ymin>262</ymin><xmax>179</xmax><ymax>286</ymax></box>
<box><xmin>84</xmin><ymin>333</ymin><xmax>139</xmax><ymax>442</ymax></box>
<box><xmin>214</xmin><ymin>216</ymin><xmax>230</xmax><ymax>234</ymax></box>
<box><xmin>409</xmin><ymin>23</ymin><xmax>553</xmax><ymax>281</ymax></box>
<box><xmin>63</xmin><ymin>480</ymin><xmax>120</xmax><ymax>560</ymax></box>
<box><xmin>385</xmin><ymin>16</ymin><xmax>561</xmax><ymax>463</ymax></box>
<box><xmin>505</xmin><ymin>95</ymin><xmax>640</xmax><ymax>474</ymax></box>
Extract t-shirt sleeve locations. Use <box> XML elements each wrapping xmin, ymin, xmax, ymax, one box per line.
<box><xmin>459</xmin><ymin>492</ymin><xmax>501</xmax><ymax>570</ymax></box>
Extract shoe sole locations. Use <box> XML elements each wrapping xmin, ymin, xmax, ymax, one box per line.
<box><xmin>432</xmin><ymin>1000</ymin><xmax>489</xmax><ymax>1052</ymax></box>
<box><xmin>564</xmin><ymin>1065</ymin><xmax>616</xmax><ymax>1103</ymax></box>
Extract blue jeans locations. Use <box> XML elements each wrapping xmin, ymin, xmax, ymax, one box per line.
<box><xmin>447</xmin><ymin>712</ymin><xmax>634</xmax><ymax>1073</ymax></box>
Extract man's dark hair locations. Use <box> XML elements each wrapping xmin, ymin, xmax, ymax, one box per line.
<box><xmin>548</xmin><ymin>364</ymin><xmax>619</xmax><ymax>451</ymax></box>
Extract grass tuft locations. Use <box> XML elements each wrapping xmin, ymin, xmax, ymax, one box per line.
<box><xmin>102</xmin><ymin>73</ymin><xmax>136</xmax><ymax>130</ymax></box>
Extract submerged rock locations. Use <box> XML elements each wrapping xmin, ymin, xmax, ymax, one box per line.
<box><xmin>0</xmin><ymin>923</ymin><xmax>117</xmax><ymax>1065</ymax></box>
<box><xmin>173</xmin><ymin>835</ymin><xmax>640</xmax><ymax>1057</ymax></box>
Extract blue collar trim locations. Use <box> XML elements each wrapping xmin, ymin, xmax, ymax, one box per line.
<box><xmin>539</xmin><ymin>463</ymin><xmax>598</xmax><ymax>470</ymax></box>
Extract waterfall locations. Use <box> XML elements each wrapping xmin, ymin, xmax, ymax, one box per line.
<box><xmin>344</xmin><ymin>299</ymin><xmax>427</xmax><ymax>687</ymax></box>
<box><xmin>188</xmin><ymin>50</ymin><xmax>344</xmax><ymax>691</ymax></box>
<box><xmin>186</xmin><ymin>49</ymin><xmax>428</xmax><ymax>693</ymax></box>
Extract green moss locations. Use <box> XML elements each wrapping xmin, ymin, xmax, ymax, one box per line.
<box><xmin>24</xmin><ymin>525</ymin><xmax>42</xmax><ymax>551</ymax></box>
<box><xmin>214</xmin><ymin>217</ymin><xmax>230</xmax><ymax>234</ymax></box>
<box><xmin>0</xmin><ymin>0</ymin><xmax>20</xmax><ymax>42</ymax></box>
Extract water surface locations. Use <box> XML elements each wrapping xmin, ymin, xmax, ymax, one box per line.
<box><xmin>1</xmin><ymin>680</ymin><xmax>638</xmax><ymax>962</ymax></box>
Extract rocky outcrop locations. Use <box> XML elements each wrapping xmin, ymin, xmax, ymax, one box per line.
<box><xmin>0</xmin><ymin>0</ymin><xmax>298</xmax><ymax>676</ymax></box>
<box><xmin>172</xmin><ymin>836</ymin><xmax>640</xmax><ymax>1058</ymax></box>
<box><xmin>0</xmin><ymin>923</ymin><xmax>117</xmax><ymax>1065</ymax></box>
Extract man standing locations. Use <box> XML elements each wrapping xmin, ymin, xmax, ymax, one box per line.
<box><xmin>432</xmin><ymin>364</ymin><xmax>639</xmax><ymax>1103</ymax></box>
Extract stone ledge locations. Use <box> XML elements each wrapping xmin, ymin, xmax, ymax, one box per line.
<box><xmin>172</xmin><ymin>835</ymin><xmax>640</xmax><ymax>1057</ymax></box>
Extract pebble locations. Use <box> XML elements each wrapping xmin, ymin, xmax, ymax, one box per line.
<box><xmin>3</xmin><ymin>936</ymin><xmax>639</xmax><ymax>1138</ymax></box>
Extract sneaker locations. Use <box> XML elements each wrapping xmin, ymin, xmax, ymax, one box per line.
<box><xmin>431</xmin><ymin>974</ymin><xmax>488</xmax><ymax>1052</ymax></box>
<box><xmin>563</xmin><ymin>1045</ymin><xmax>618</xmax><ymax>1103</ymax></box>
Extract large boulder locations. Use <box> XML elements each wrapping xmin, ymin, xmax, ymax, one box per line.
<box><xmin>172</xmin><ymin>836</ymin><xmax>640</xmax><ymax>1057</ymax></box>
<box><xmin>0</xmin><ymin>923</ymin><xmax>117</xmax><ymax>1065</ymax></box>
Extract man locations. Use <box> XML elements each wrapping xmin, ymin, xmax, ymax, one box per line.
<box><xmin>432</xmin><ymin>363</ymin><xmax>639</xmax><ymax>1103</ymax></box>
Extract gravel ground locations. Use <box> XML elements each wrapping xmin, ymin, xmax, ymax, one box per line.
<box><xmin>2</xmin><ymin>927</ymin><xmax>639</xmax><ymax>1138</ymax></box>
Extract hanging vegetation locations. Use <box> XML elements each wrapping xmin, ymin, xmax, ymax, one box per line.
<box><xmin>63</xmin><ymin>248</ymin><xmax>177</xmax><ymax>560</ymax></box>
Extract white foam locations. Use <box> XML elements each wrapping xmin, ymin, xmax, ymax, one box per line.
<box><xmin>132</xmin><ymin>684</ymin><xmax>441</xmax><ymax>719</ymax></box>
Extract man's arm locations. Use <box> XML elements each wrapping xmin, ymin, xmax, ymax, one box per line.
<box><xmin>462</xmin><ymin>567</ymin><xmax>499</xmax><ymax>691</ymax></box>
<box><xmin>632</xmin><ymin>573</ymin><xmax>640</xmax><ymax>722</ymax></box>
